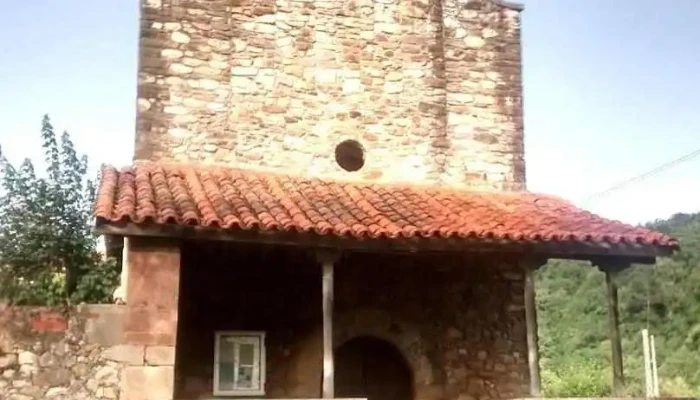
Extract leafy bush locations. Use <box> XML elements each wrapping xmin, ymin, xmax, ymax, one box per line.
<box><xmin>661</xmin><ymin>376</ymin><xmax>700</xmax><ymax>397</ymax></box>
<box><xmin>71</xmin><ymin>256</ymin><xmax>120</xmax><ymax>304</ymax></box>
<box><xmin>0</xmin><ymin>115</ymin><xmax>119</xmax><ymax>305</ymax></box>
<box><xmin>541</xmin><ymin>359</ymin><xmax>611</xmax><ymax>397</ymax></box>
<box><xmin>537</xmin><ymin>212</ymin><xmax>700</xmax><ymax>396</ymax></box>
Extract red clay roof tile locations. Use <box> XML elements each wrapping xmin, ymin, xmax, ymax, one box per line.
<box><xmin>94</xmin><ymin>162</ymin><xmax>678</xmax><ymax>250</ymax></box>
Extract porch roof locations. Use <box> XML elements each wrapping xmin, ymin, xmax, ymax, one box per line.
<box><xmin>93</xmin><ymin>162</ymin><xmax>678</xmax><ymax>261</ymax></box>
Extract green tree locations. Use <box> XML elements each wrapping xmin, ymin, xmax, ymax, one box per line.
<box><xmin>537</xmin><ymin>212</ymin><xmax>700</xmax><ymax>396</ymax></box>
<box><xmin>0</xmin><ymin>115</ymin><xmax>119</xmax><ymax>305</ymax></box>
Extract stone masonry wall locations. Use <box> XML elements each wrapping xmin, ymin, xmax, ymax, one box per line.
<box><xmin>175</xmin><ymin>241</ymin><xmax>529</xmax><ymax>400</ymax></box>
<box><xmin>0</xmin><ymin>305</ymin><xmax>128</xmax><ymax>400</ymax></box>
<box><xmin>136</xmin><ymin>0</ymin><xmax>525</xmax><ymax>190</ymax></box>
<box><xmin>336</xmin><ymin>251</ymin><xmax>531</xmax><ymax>400</ymax></box>
<box><xmin>0</xmin><ymin>304</ymin><xmax>179</xmax><ymax>400</ymax></box>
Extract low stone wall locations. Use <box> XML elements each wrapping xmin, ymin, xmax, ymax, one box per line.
<box><xmin>0</xmin><ymin>305</ymin><xmax>128</xmax><ymax>400</ymax></box>
<box><xmin>2</xmin><ymin>306</ymin><xmax>695</xmax><ymax>400</ymax></box>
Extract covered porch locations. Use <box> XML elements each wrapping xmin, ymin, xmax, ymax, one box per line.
<box><xmin>94</xmin><ymin>162</ymin><xmax>678</xmax><ymax>400</ymax></box>
<box><xmin>172</xmin><ymin>241</ymin><xmax>533</xmax><ymax>400</ymax></box>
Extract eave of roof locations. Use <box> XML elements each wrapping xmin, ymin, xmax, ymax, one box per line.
<box><xmin>93</xmin><ymin>162</ymin><xmax>679</xmax><ymax>262</ymax></box>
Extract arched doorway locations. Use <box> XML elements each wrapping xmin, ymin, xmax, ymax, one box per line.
<box><xmin>335</xmin><ymin>336</ymin><xmax>413</xmax><ymax>400</ymax></box>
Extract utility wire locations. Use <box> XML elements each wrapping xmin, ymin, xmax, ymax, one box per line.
<box><xmin>581</xmin><ymin>147</ymin><xmax>700</xmax><ymax>204</ymax></box>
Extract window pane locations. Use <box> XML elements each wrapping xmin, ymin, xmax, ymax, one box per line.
<box><xmin>239</xmin><ymin>342</ymin><xmax>255</xmax><ymax>366</ymax></box>
<box><xmin>236</xmin><ymin>365</ymin><xmax>254</xmax><ymax>389</ymax></box>
<box><xmin>219</xmin><ymin>336</ymin><xmax>235</xmax><ymax>363</ymax></box>
<box><xmin>218</xmin><ymin>362</ymin><xmax>235</xmax><ymax>390</ymax></box>
<box><xmin>216</xmin><ymin>332</ymin><xmax>264</xmax><ymax>393</ymax></box>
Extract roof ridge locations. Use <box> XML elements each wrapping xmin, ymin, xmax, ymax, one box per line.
<box><xmin>113</xmin><ymin>160</ymin><xmax>542</xmax><ymax>198</ymax></box>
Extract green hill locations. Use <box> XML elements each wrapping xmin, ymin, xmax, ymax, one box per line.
<box><xmin>537</xmin><ymin>212</ymin><xmax>700</xmax><ymax>397</ymax></box>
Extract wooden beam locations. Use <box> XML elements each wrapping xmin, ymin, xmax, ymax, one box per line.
<box><xmin>524</xmin><ymin>261</ymin><xmax>543</xmax><ymax>397</ymax></box>
<box><xmin>317</xmin><ymin>251</ymin><xmax>339</xmax><ymax>399</ymax></box>
<box><xmin>603</xmin><ymin>267</ymin><xmax>626</xmax><ymax>396</ymax></box>
<box><xmin>94</xmin><ymin>219</ymin><xmax>671</xmax><ymax>261</ymax></box>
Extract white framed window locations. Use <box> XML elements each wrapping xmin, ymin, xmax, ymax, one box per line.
<box><xmin>214</xmin><ymin>331</ymin><xmax>266</xmax><ymax>397</ymax></box>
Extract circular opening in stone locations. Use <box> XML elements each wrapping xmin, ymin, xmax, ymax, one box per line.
<box><xmin>335</xmin><ymin>140</ymin><xmax>365</xmax><ymax>172</ymax></box>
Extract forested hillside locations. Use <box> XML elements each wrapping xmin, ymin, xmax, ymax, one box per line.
<box><xmin>537</xmin><ymin>212</ymin><xmax>700</xmax><ymax>397</ymax></box>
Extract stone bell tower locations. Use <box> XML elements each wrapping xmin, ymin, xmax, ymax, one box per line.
<box><xmin>135</xmin><ymin>0</ymin><xmax>525</xmax><ymax>190</ymax></box>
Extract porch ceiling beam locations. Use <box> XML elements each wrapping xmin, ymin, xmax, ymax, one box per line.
<box><xmin>94</xmin><ymin>220</ymin><xmax>669</xmax><ymax>262</ymax></box>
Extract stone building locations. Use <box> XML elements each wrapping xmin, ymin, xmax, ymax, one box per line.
<box><xmin>93</xmin><ymin>0</ymin><xmax>678</xmax><ymax>399</ymax></box>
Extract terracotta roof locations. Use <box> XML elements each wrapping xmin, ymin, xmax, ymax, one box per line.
<box><xmin>94</xmin><ymin>162</ymin><xmax>678</xmax><ymax>254</ymax></box>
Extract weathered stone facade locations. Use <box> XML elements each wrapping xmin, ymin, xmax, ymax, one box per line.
<box><xmin>174</xmin><ymin>241</ymin><xmax>529</xmax><ymax>400</ymax></box>
<box><xmin>93</xmin><ymin>0</ymin><xmax>532</xmax><ymax>398</ymax></box>
<box><xmin>136</xmin><ymin>0</ymin><xmax>525</xmax><ymax>190</ymax></box>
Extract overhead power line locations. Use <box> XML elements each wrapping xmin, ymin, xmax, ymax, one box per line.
<box><xmin>582</xmin><ymin>147</ymin><xmax>700</xmax><ymax>204</ymax></box>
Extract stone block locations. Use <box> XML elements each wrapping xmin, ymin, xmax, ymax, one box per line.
<box><xmin>384</xmin><ymin>82</ymin><xmax>403</xmax><ymax>94</ymax></box>
<box><xmin>8</xmin><ymin>394</ymin><xmax>33</xmax><ymax>400</ymax></box>
<box><xmin>161</xmin><ymin>49</ymin><xmax>183</xmax><ymax>59</ymax></box>
<box><xmin>199</xmin><ymin>79</ymin><xmax>219</xmax><ymax>89</ymax></box>
<box><xmin>103</xmin><ymin>344</ymin><xmax>145</xmax><ymax>365</ymax></box>
<box><xmin>38</xmin><ymin>351</ymin><xmax>59</xmax><ymax>367</ymax></box>
<box><xmin>145</xmin><ymin>346</ymin><xmax>175</xmax><ymax>366</ymax></box>
<box><xmin>17</xmin><ymin>351</ymin><xmax>37</xmax><ymax>365</ymax></box>
<box><xmin>121</xmin><ymin>366</ymin><xmax>174</xmax><ymax>400</ymax></box>
<box><xmin>71</xmin><ymin>362</ymin><xmax>90</xmax><ymax>377</ymax></box>
<box><xmin>18</xmin><ymin>363</ymin><xmax>37</xmax><ymax>376</ymax></box>
<box><xmin>12</xmin><ymin>379</ymin><xmax>28</xmax><ymax>388</ymax></box>
<box><xmin>34</xmin><ymin>367</ymin><xmax>71</xmax><ymax>386</ymax></box>
<box><xmin>45</xmin><ymin>387</ymin><xmax>68</xmax><ymax>397</ymax></box>
<box><xmin>95</xmin><ymin>364</ymin><xmax>120</xmax><ymax>383</ymax></box>
<box><xmin>0</xmin><ymin>353</ymin><xmax>18</xmax><ymax>369</ymax></box>
<box><xmin>464</xmin><ymin>36</ymin><xmax>485</xmax><ymax>48</ymax></box>
<box><xmin>232</xmin><ymin>67</ymin><xmax>259</xmax><ymax>76</ymax></box>
<box><xmin>20</xmin><ymin>385</ymin><xmax>45</xmax><ymax>398</ymax></box>
<box><xmin>171</xmin><ymin>31</ymin><xmax>190</xmax><ymax>44</ymax></box>
<box><xmin>104</xmin><ymin>387</ymin><xmax>119</xmax><ymax>399</ymax></box>
<box><xmin>163</xmin><ymin>22</ymin><xmax>181</xmax><ymax>31</ymax></box>
<box><xmin>169</xmin><ymin>63</ymin><xmax>192</xmax><ymax>74</ymax></box>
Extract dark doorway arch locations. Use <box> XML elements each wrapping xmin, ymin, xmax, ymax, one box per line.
<box><xmin>335</xmin><ymin>336</ymin><xmax>413</xmax><ymax>400</ymax></box>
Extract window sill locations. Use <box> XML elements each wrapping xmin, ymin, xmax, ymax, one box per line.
<box><xmin>205</xmin><ymin>398</ymin><xmax>367</xmax><ymax>400</ymax></box>
<box><xmin>211</xmin><ymin>391</ymin><xmax>266</xmax><ymax>398</ymax></box>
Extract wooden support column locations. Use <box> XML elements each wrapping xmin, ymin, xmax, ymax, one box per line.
<box><xmin>605</xmin><ymin>268</ymin><xmax>625</xmax><ymax>396</ymax></box>
<box><xmin>523</xmin><ymin>259</ymin><xmax>546</xmax><ymax>398</ymax></box>
<box><xmin>524</xmin><ymin>267</ymin><xmax>541</xmax><ymax>397</ymax></box>
<box><xmin>317</xmin><ymin>251</ymin><xmax>340</xmax><ymax>399</ymax></box>
<box><xmin>597</xmin><ymin>261</ymin><xmax>630</xmax><ymax>397</ymax></box>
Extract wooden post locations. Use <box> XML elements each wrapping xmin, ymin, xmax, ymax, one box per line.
<box><xmin>317</xmin><ymin>251</ymin><xmax>339</xmax><ymax>399</ymax></box>
<box><xmin>604</xmin><ymin>268</ymin><xmax>626</xmax><ymax>396</ymax></box>
<box><xmin>523</xmin><ymin>259</ymin><xmax>545</xmax><ymax>397</ymax></box>
<box><xmin>524</xmin><ymin>266</ymin><xmax>541</xmax><ymax>397</ymax></box>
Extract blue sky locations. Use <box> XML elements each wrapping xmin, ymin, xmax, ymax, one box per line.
<box><xmin>0</xmin><ymin>0</ymin><xmax>698</xmax><ymax>224</ymax></box>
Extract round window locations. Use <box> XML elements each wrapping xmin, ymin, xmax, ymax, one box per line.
<box><xmin>334</xmin><ymin>140</ymin><xmax>365</xmax><ymax>172</ymax></box>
